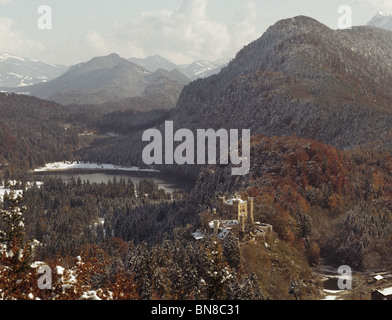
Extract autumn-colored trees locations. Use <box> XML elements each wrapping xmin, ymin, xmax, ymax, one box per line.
<box><xmin>188</xmin><ymin>133</ymin><xmax>392</xmax><ymax>272</ymax></box>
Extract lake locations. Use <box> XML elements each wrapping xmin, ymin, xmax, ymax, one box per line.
<box><xmin>33</xmin><ymin>162</ymin><xmax>195</xmax><ymax>193</ymax></box>
<box><xmin>45</xmin><ymin>172</ymin><xmax>193</xmax><ymax>193</ymax></box>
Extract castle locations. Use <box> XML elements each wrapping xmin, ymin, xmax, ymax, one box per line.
<box><xmin>193</xmin><ymin>194</ymin><xmax>272</xmax><ymax>241</ymax></box>
<box><xmin>209</xmin><ymin>195</ymin><xmax>254</xmax><ymax>239</ymax></box>
<box><xmin>217</xmin><ymin>195</ymin><xmax>254</xmax><ymax>225</ymax></box>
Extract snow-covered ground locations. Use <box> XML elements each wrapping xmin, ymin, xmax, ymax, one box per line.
<box><xmin>0</xmin><ymin>187</ymin><xmax>22</xmax><ymax>201</ymax></box>
<box><xmin>33</xmin><ymin>161</ymin><xmax>159</xmax><ymax>173</ymax></box>
<box><xmin>323</xmin><ymin>289</ymin><xmax>344</xmax><ymax>300</ymax></box>
<box><xmin>0</xmin><ymin>181</ymin><xmax>43</xmax><ymax>201</ymax></box>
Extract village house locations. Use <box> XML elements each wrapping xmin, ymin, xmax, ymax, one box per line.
<box><xmin>371</xmin><ymin>286</ymin><xmax>392</xmax><ymax>300</ymax></box>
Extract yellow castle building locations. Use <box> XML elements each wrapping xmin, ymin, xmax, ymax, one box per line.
<box><xmin>192</xmin><ymin>194</ymin><xmax>272</xmax><ymax>241</ymax></box>
<box><xmin>208</xmin><ymin>194</ymin><xmax>255</xmax><ymax>239</ymax></box>
<box><xmin>217</xmin><ymin>194</ymin><xmax>254</xmax><ymax>225</ymax></box>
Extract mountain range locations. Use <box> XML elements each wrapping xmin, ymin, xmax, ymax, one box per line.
<box><xmin>128</xmin><ymin>55</ymin><xmax>180</xmax><ymax>74</ymax></box>
<box><xmin>2</xmin><ymin>13</ymin><xmax>392</xmax><ymax>146</ymax></box>
<box><xmin>78</xmin><ymin>15</ymin><xmax>392</xmax><ymax>177</ymax></box>
<box><xmin>2</xmin><ymin>12</ymin><xmax>390</xmax><ymax>107</ymax></box>
<box><xmin>129</xmin><ymin>55</ymin><xmax>229</xmax><ymax>80</ymax></box>
<box><xmin>1</xmin><ymin>52</ymin><xmax>229</xmax><ymax>106</ymax></box>
<box><xmin>5</xmin><ymin>53</ymin><xmax>189</xmax><ymax>106</ymax></box>
<box><xmin>0</xmin><ymin>53</ymin><xmax>68</xmax><ymax>88</ymax></box>
<box><xmin>181</xmin><ymin>59</ymin><xmax>228</xmax><ymax>80</ymax></box>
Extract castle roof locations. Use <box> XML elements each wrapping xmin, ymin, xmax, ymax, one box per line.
<box><xmin>217</xmin><ymin>228</ymin><xmax>231</xmax><ymax>240</ymax></box>
<box><xmin>222</xmin><ymin>220</ymin><xmax>240</xmax><ymax>226</ymax></box>
<box><xmin>192</xmin><ymin>232</ymin><xmax>205</xmax><ymax>240</ymax></box>
<box><xmin>376</xmin><ymin>287</ymin><xmax>392</xmax><ymax>297</ymax></box>
<box><xmin>224</xmin><ymin>197</ymin><xmax>246</xmax><ymax>204</ymax></box>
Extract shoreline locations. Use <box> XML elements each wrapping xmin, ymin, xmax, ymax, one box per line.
<box><xmin>33</xmin><ymin>161</ymin><xmax>160</xmax><ymax>174</ymax></box>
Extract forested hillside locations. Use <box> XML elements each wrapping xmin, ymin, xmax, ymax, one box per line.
<box><xmin>0</xmin><ymin>176</ymin><xmax>321</xmax><ymax>300</ymax></box>
<box><xmin>0</xmin><ymin>93</ymin><xmax>79</xmax><ymax>174</ymax></box>
<box><xmin>0</xmin><ymin>87</ymin><xmax>181</xmax><ymax>177</ymax></box>
<box><xmin>189</xmin><ymin>134</ymin><xmax>392</xmax><ymax>271</ymax></box>
<box><xmin>75</xmin><ymin>16</ymin><xmax>392</xmax><ymax>178</ymax></box>
<box><xmin>172</xmin><ymin>16</ymin><xmax>392</xmax><ymax>149</ymax></box>
<box><xmin>5</xmin><ymin>132</ymin><xmax>392</xmax><ymax>300</ymax></box>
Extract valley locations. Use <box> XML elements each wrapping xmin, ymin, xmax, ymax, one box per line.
<box><xmin>1</xmin><ymin>10</ymin><xmax>392</xmax><ymax>302</ymax></box>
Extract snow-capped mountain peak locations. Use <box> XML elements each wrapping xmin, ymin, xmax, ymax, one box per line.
<box><xmin>367</xmin><ymin>12</ymin><xmax>392</xmax><ymax>31</ymax></box>
<box><xmin>0</xmin><ymin>53</ymin><xmax>68</xmax><ymax>88</ymax></box>
<box><xmin>0</xmin><ymin>53</ymin><xmax>27</xmax><ymax>62</ymax></box>
<box><xmin>129</xmin><ymin>55</ymin><xmax>230</xmax><ymax>80</ymax></box>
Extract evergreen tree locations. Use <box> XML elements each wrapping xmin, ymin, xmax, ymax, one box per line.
<box><xmin>247</xmin><ymin>272</ymin><xmax>265</xmax><ymax>300</ymax></box>
<box><xmin>168</xmin><ymin>262</ymin><xmax>185</xmax><ymax>299</ymax></box>
<box><xmin>193</xmin><ymin>278</ymin><xmax>208</xmax><ymax>300</ymax></box>
<box><xmin>152</xmin><ymin>267</ymin><xmax>172</xmax><ymax>300</ymax></box>
<box><xmin>0</xmin><ymin>192</ymin><xmax>34</xmax><ymax>272</ymax></box>
<box><xmin>225</xmin><ymin>273</ymin><xmax>242</xmax><ymax>300</ymax></box>
<box><xmin>204</xmin><ymin>238</ymin><xmax>233</xmax><ymax>300</ymax></box>
<box><xmin>0</xmin><ymin>192</ymin><xmax>40</xmax><ymax>299</ymax></box>
<box><xmin>223</xmin><ymin>233</ymin><xmax>241</xmax><ymax>270</ymax></box>
<box><xmin>128</xmin><ymin>242</ymin><xmax>154</xmax><ymax>299</ymax></box>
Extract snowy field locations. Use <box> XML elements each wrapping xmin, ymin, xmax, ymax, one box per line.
<box><xmin>33</xmin><ymin>162</ymin><xmax>159</xmax><ymax>173</ymax></box>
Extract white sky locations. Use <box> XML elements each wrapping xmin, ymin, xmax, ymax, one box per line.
<box><xmin>0</xmin><ymin>0</ymin><xmax>389</xmax><ymax>66</ymax></box>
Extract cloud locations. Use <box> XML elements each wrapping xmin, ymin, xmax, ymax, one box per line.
<box><xmin>0</xmin><ymin>18</ymin><xmax>45</xmax><ymax>56</ymax></box>
<box><xmin>228</xmin><ymin>2</ymin><xmax>258</xmax><ymax>52</ymax></box>
<box><xmin>353</xmin><ymin>0</ymin><xmax>392</xmax><ymax>14</ymax></box>
<box><xmin>83</xmin><ymin>32</ymin><xmax>110</xmax><ymax>54</ymax></box>
<box><xmin>79</xmin><ymin>0</ymin><xmax>260</xmax><ymax>64</ymax></box>
<box><xmin>0</xmin><ymin>0</ymin><xmax>11</xmax><ymax>5</ymax></box>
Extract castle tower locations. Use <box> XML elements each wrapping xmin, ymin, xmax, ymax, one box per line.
<box><xmin>248</xmin><ymin>197</ymin><xmax>254</xmax><ymax>225</ymax></box>
<box><xmin>240</xmin><ymin>214</ymin><xmax>245</xmax><ymax>233</ymax></box>
<box><xmin>213</xmin><ymin>220</ymin><xmax>220</xmax><ymax>237</ymax></box>
<box><xmin>233</xmin><ymin>197</ymin><xmax>240</xmax><ymax>220</ymax></box>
